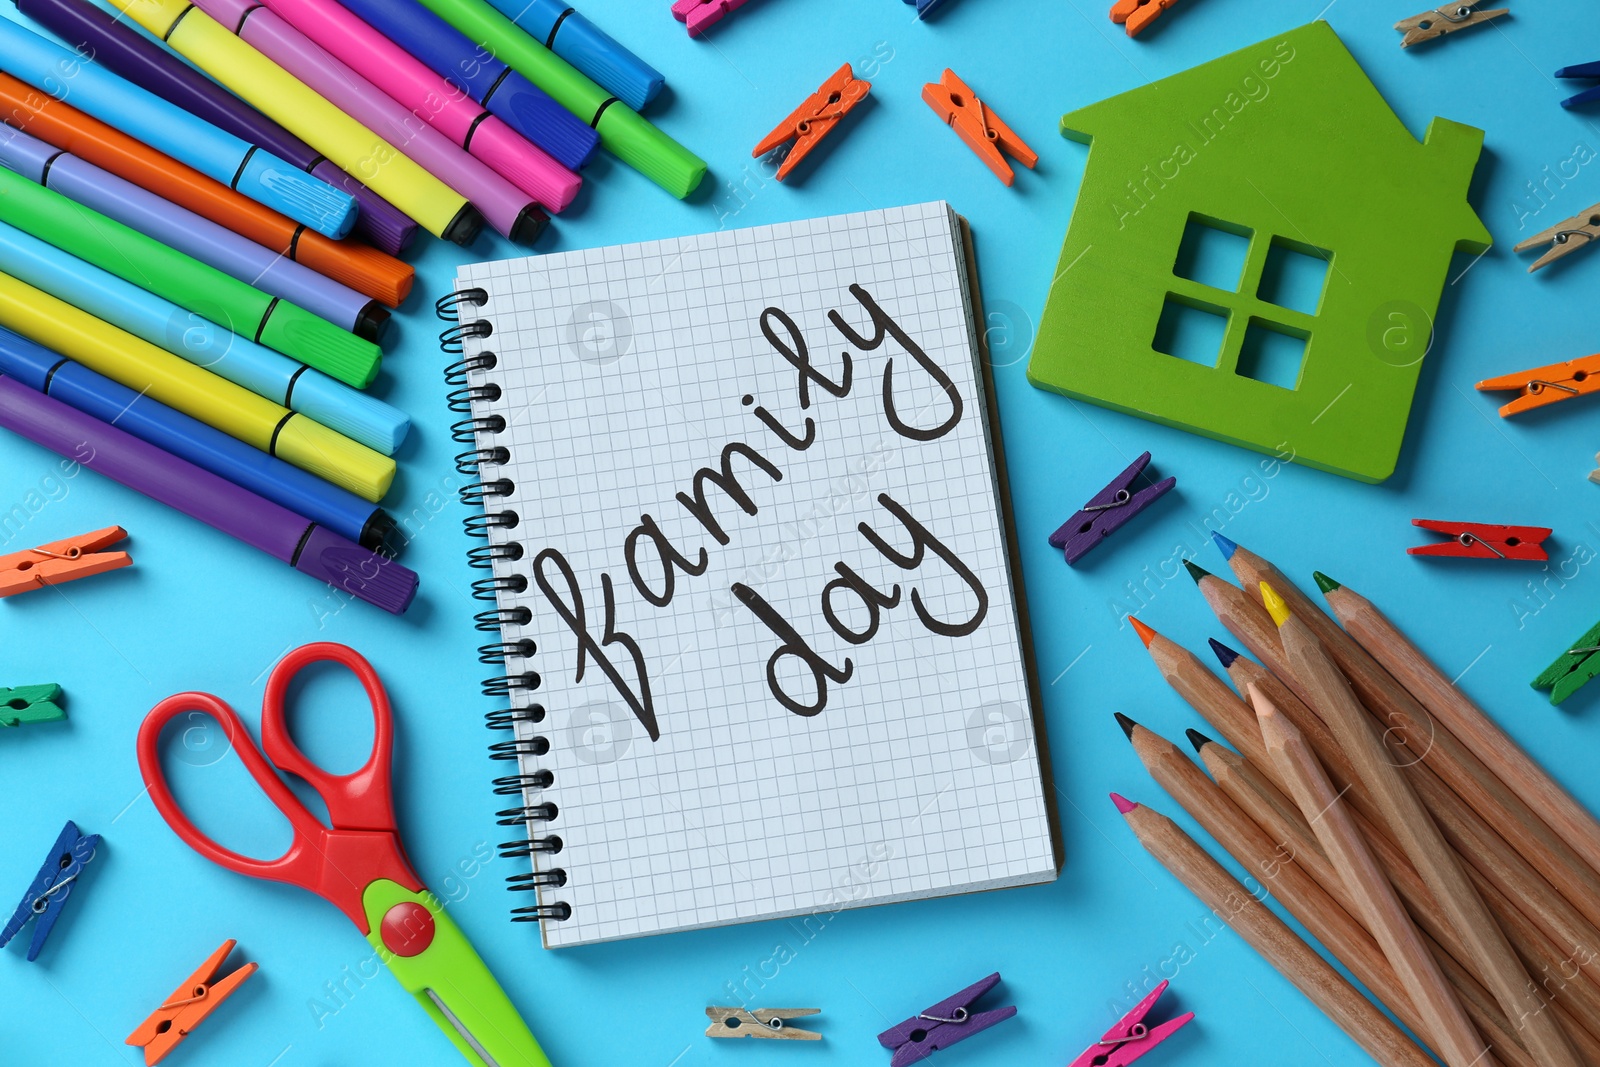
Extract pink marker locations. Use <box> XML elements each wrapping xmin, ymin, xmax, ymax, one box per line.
<box><xmin>193</xmin><ymin>0</ymin><xmax>548</xmax><ymax>240</ymax></box>
<box><xmin>255</xmin><ymin>0</ymin><xmax>579</xmax><ymax>212</ymax></box>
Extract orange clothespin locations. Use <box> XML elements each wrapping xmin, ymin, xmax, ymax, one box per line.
<box><xmin>1475</xmin><ymin>353</ymin><xmax>1600</xmax><ymax>416</ymax></box>
<box><xmin>127</xmin><ymin>940</ymin><xmax>257</xmax><ymax>1065</ymax></box>
<box><xmin>753</xmin><ymin>63</ymin><xmax>871</xmax><ymax>181</ymax></box>
<box><xmin>1110</xmin><ymin>0</ymin><xmax>1181</xmax><ymax>36</ymax></box>
<box><xmin>0</xmin><ymin>525</ymin><xmax>130</xmax><ymax>598</ymax></box>
<box><xmin>922</xmin><ymin>69</ymin><xmax>1037</xmax><ymax>186</ymax></box>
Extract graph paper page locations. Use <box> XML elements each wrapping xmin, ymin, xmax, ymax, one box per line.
<box><xmin>455</xmin><ymin>201</ymin><xmax>1057</xmax><ymax>947</ymax></box>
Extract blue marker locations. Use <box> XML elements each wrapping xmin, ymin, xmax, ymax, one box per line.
<box><xmin>0</xmin><ymin>328</ymin><xmax>392</xmax><ymax>549</ymax></box>
<box><xmin>0</xmin><ymin>219</ymin><xmax>408</xmax><ymax>456</ymax></box>
<box><xmin>337</xmin><ymin>0</ymin><xmax>599</xmax><ymax>172</ymax></box>
<box><xmin>487</xmin><ymin>0</ymin><xmax>664</xmax><ymax>112</ymax></box>
<box><xmin>0</xmin><ymin>19</ymin><xmax>357</xmax><ymax>239</ymax></box>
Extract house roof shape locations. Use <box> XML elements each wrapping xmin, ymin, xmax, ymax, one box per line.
<box><xmin>1028</xmin><ymin>20</ymin><xmax>1491</xmax><ymax>483</ymax></box>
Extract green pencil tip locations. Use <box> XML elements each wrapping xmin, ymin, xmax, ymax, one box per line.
<box><xmin>1313</xmin><ymin>571</ymin><xmax>1341</xmax><ymax>594</ymax></box>
<box><xmin>1183</xmin><ymin>559</ymin><xmax>1211</xmax><ymax>583</ymax></box>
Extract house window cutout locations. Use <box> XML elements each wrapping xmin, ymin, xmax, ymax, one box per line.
<box><xmin>1154</xmin><ymin>295</ymin><xmax>1229</xmax><ymax>368</ymax></box>
<box><xmin>1257</xmin><ymin>239</ymin><xmax>1332</xmax><ymax>315</ymax></box>
<box><xmin>1237</xmin><ymin>320</ymin><xmax>1309</xmax><ymax>390</ymax></box>
<box><xmin>1173</xmin><ymin>216</ymin><xmax>1253</xmax><ymax>293</ymax></box>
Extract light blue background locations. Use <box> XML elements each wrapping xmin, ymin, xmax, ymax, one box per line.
<box><xmin>4</xmin><ymin>1</ymin><xmax>1600</xmax><ymax>1064</ymax></box>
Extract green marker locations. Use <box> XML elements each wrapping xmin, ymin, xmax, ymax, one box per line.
<box><xmin>413</xmin><ymin>0</ymin><xmax>707</xmax><ymax>199</ymax></box>
<box><xmin>0</xmin><ymin>168</ymin><xmax>380</xmax><ymax>388</ymax></box>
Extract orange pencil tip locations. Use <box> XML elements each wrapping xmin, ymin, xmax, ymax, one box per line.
<box><xmin>1129</xmin><ymin>616</ymin><xmax>1157</xmax><ymax>646</ymax></box>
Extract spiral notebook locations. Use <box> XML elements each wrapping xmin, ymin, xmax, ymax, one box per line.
<box><xmin>444</xmin><ymin>201</ymin><xmax>1060</xmax><ymax>948</ymax></box>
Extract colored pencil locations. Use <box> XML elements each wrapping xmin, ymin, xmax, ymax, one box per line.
<box><xmin>1262</xmin><ymin>584</ymin><xmax>1584</xmax><ymax>1067</ymax></box>
<box><xmin>1253</xmin><ymin>687</ymin><xmax>1493</xmax><ymax>1067</ymax></box>
<box><xmin>1319</xmin><ymin>573</ymin><xmax>1600</xmax><ymax>894</ymax></box>
<box><xmin>1113</xmin><ymin>791</ymin><xmax>1436</xmax><ymax>1067</ymax></box>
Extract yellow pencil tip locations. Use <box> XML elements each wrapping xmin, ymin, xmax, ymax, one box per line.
<box><xmin>1260</xmin><ymin>582</ymin><xmax>1291</xmax><ymax>627</ymax></box>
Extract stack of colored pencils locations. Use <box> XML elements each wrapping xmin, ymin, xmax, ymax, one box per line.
<box><xmin>1116</xmin><ymin>533</ymin><xmax>1600</xmax><ymax>1067</ymax></box>
<box><xmin>0</xmin><ymin>0</ymin><xmax>700</xmax><ymax>611</ymax></box>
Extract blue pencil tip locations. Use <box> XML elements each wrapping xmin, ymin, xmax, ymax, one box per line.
<box><xmin>1208</xmin><ymin>638</ymin><xmax>1240</xmax><ymax>668</ymax></box>
<box><xmin>1212</xmin><ymin>531</ymin><xmax>1239</xmax><ymax>560</ymax></box>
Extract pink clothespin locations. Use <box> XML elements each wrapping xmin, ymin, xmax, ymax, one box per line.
<box><xmin>1069</xmin><ymin>981</ymin><xmax>1193</xmax><ymax>1067</ymax></box>
<box><xmin>877</xmin><ymin>973</ymin><xmax>1015</xmax><ymax>1066</ymax></box>
<box><xmin>672</xmin><ymin>0</ymin><xmax>752</xmax><ymax>37</ymax></box>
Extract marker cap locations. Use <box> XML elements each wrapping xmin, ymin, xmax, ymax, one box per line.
<box><xmin>260</xmin><ymin>304</ymin><xmax>382</xmax><ymax>390</ymax></box>
<box><xmin>308</xmin><ymin>159</ymin><xmax>418</xmax><ymax>255</ymax></box>
<box><xmin>599</xmin><ymin>105</ymin><xmax>706</xmax><ymax>200</ymax></box>
<box><xmin>293</xmin><ymin>523</ymin><xmax>417</xmax><ymax>615</ymax></box>
<box><xmin>238</xmin><ymin>150</ymin><xmax>357</xmax><ymax>238</ymax></box>
<box><xmin>486</xmin><ymin>75</ymin><xmax>601</xmax><ymax>172</ymax></box>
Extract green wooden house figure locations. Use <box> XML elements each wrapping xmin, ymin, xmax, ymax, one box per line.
<box><xmin>1028</xmin><ymin>21</ymin><xmax>1490</xmax><ymax>483</ymax></box>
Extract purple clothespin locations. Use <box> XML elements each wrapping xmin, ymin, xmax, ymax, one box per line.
<box><xmin>877</xmin><ymin>972</ymin><xmax>1016</xmax><ymax>1066</ymax></box>
<box><xmin>1048</xmin><ymin>452</ymin><xmax>1175</xmax><ymax>565</ymax></box>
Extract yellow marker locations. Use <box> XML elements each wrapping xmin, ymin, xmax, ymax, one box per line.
<box><xmin>1260</xmin><ymin>582</ymin><xmax>1292</xmax><ymax>627</ymax></box>
<box><xmin>108</xmin><ymin>0</ymin><xmax>482</xmax><ymax>246</ymax></box>
<box><xmin>0</xmin><ymin>272</ymin><xmax>394</xmax><ymax>502</ymax></box>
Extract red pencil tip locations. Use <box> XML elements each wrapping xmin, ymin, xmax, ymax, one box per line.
<box><xmin>1111</xmin><ymin>792</ymin><xmax>1139</xmax><ymax>814</ymax></box>
<box><xmin>1129</xmin><ymin>616</ymin><xmax>1157</xmax><ymax>646</ymax></box>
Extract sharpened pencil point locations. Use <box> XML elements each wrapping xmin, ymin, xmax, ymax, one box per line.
<box><xmin>1208</xmin><ymin>638</ymin><xmax>1240</xmax><ymax>668</ymax></box>
<box><xmin>1111</xmin><ymin>792</ymin><xmax>1139</xmax><ymax>814</ymax></box>
<box><xmin>1260</xmin><ymin>582</ymin><xmax>1291</xmax><ymax>626</ymax></box>
<box><xmin>1114</xmin><ymin>712</ymin><xmax>1138</xmax><ymax>739</ymax></box>
<box><xmin>1186</xmin><ymin>728</ymin><xmax>1214</xmax><ymax>752</ymax></box>
<box><xmin>1130</xmin><ymin>616</ymin><xmax>1157</xmax><ymax>646</ymax></box>
<box><xmin>1183</xmin><ymin>559</ymin><xmax>1211</xmax><ymax>583</ymax></box>
<box><xmin>1313</xmin><ymin>571</ymin><xmax>1341</xmax><ymax>594</ymax></box>
<box><xmin>1212</xmin><ymin>531</ymin><xmax>1239</xmax><ymax>559</ymax></box>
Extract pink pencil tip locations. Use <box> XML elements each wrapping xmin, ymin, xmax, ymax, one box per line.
<box><xmin>1111</xmin><ymin>792</ymin><xmax>1139</xmax><ymax>814</ymax></box>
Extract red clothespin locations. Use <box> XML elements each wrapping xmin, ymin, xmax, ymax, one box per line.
<box><xmin>127</xmin><ymin>940</ymin><xmax>257</xmax><ymax>1065</ymax></box>
<box><xmin>1110</xmin><ymin>0</ymin><xmax>1182</xmax><ymax>37</ymax></box>
<box><xmin>0</xmin><ymin>525</ymin><xmax>130</xmax><ymax>598</ymax></box>
<box><xmin>753</xmin><ymin>63</ymin><xmax>871</xmax><ymax>181</ymax></box>
<box><xmin>1475</xmin><ymin>353</ymin><xmax>1600</xmax><ymax>416</ymax></box>
<box><xmin>1408</xmin><ymin>519</ymin><xmax>1551</xmax><ymax>561</ymax></box>
<box><xmin>671</xmin><ymin>0</ymin><xmax>751</xmax><ymax>37</ymax></box>
<box><xmin>1069</xmin><ymin>981</ymin><xmax>1193</xmax><ymax>1067</ymax></box>
<box><xmin>921</xmin><ymin>69</ymin><xmax>1037</xmax><ymax>186</ymax></box>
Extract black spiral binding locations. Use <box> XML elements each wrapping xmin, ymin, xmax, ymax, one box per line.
<box><xmin>440</xmin><ymin>289</ymin><xmax>569</xmax><ymax>925</ymax></box>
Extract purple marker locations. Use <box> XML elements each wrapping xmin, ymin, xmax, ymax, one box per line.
<box><xmin>196</xmin><ymin>0</ymin><xmax>548</xmax><ymax>243</ymax></box>
<box><xmin>16</xmin><ymin>0</ymin><xmax>419</xmax><ymax>256</ymax></box>
<box><xmin>0</xmin><ymin>374</ymin><xmax>417</xmax><ymax>614</ymax></box>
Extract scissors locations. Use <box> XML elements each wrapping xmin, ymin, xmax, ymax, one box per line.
<box><xmin>136</xmin><ymin>642</ymin><xmax>551</xmax><ymax>1067</ymax></box>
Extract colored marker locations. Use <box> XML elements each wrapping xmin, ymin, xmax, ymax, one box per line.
<box><xmin>0</xmin><ymin>376</ymin><xmax>417</xmax><ymax>613</ymax></box>
<box><xmin>0</xmin><ymin>17</ymin><xmax>356</xmax><ymax>240</ymax></box>
<box><xmin>0</xmin><ymin>73</ymin><xmax>415</xmax><ymax>308</ymax></box>
<box><xmin>108</xmin><ymin>0</ymin><xmax>485</xmax><ymax>245</ymax></box>
<box><xmin>415</xmin><ymin>0</ymin><xmax>706</xmax><ymax>198</ymax></box>
<box><xmin>338</xmin><ymin>0</ymin><xmax>600</xmax><ymax>169</ymax></box>
<box><xmin>0</xmin><ymin>125</ymin><xmax>388</xmax><ymax>343</ymax></box>
<box><xmin>0</xmin><ymin>329</ymin><xmax>392</xmax><ymax>549</ymax></box>
<box><xmin>16</xmin><ymin>0</ymin><xmax>419</xmax><ymax>254</ymax></box>
<box><xmin>0</xmin><ymin>218</ymin><xmax>408</xmax><ymax>456</ymax></box>
<box><xmin>194</xmin><ymin>0</ymin><xmax>549</xmax><ymax>243</ymax></box>
<box><xmin>0</xmin><ymin>165</ymin><xmax>381</xmax><ymax>390</ymax></box>
<box><xmin>0</xmin><ymin>271</ymin><xmax>394</xmax><ymax>503</ymax></box>
<box><xmin>251</xmin><ymin>0</ymin><xmax>581</xmax><ymax>212</ymax></box>
<box><xmin>487</xmin><ymin>0</ymin><xmax>664</xmax><ymax>112</ymax></box>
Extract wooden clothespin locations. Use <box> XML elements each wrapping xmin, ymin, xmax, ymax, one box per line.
<box><xmin>1476</xmin><ymin>352</ymin><xmax>1600</xmax><ymax>415</ymax></box>
<box><xmin>671</xmin><ymin>0</ymin><xmax>751</xmax><ymax>38</ymax></box>
<box><xmin>706</xmin><ymin>1007</ymin><xmax>821</xmax><ymax>1040</ymax></box>
<box><xmin>1048</xmin><ymin>452</ymin><xmax>1175</xmax><ymax>565</ymax></box>
<box><xmin>753</xmin><ymin>64</ymin><xmax>871</xmax><ymax>182</ymax></box>
<box><xmin>1110</xmin><ymin>0</ymin><xmax>1182</xmax><ymax>38</ymax></box>
<box><xmin>1396</xmin><ymin>2</ymin><xmax>1508</xmax><ymax>48</ymax></box>
<box><xmin>1408</xmin><ymin>519</ymin><xmax>1550</xmax><ymax>561</ymax></box>
<box><xmin>1068</xmin><ymin>980</ymin><xmax>1193</xmax><ymax>1067</ymax></box>
<box><xmin>0</xmin><ymin>683</ymin><xmax>66</xmax><ymax>728</ymax></box>
<box><xmin>1514</xmin><ymin>202</ymin><xmax>1600</xmax><ymax>272</ymax></box>
<box><xmin>1556</xmin><ymin>60</ymin><xmax>1600</xmax><ymax>108</ymax></box>
<box><xmin>922</xmin><ymin>70</ymin><xmax>1037</xmax><ymax>186</ymax></box>
<box><xmin>0</xmin><ymin>525</ymin><xmax>130</xmax><ymax>599</ymax></box>
<box><xmin>1534</xmin><ymin>619</ymin><xmax>1600</xmax><ymax>705</ymax></box>
<box><xmin>877</xmin><ymin>973</ymin><xmax>1015</xmax><ymax>1066</ymax></box>
<box><xmin>0</xmin><ymin>820</ymin><xmax>99</xmax><ymax>961</ymax></box>
<box><xmin>127</xmin><ymin>940</ymin><xmax>257</xmax><ymax>1065</ymax></box>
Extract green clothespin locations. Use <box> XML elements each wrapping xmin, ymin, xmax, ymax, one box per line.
<box><xmin>1532</xmin><ymin>621</ymin><xmax>1600</xmax><ymax>705</ymax></box>
<box><xmin>0</xmin><ymin>684</ymin><xmax>65</xmax><ymax>727</ymax></box>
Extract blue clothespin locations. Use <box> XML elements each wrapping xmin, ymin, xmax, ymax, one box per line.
<box><xmin>1</xmin><ymin>821</ymin><xmax>100</xmax><ymax>960</ymax></box>
<box><xmin>1048</xmin><ymin>452</ymin><xmax>1176</xmax><ymax>565</ymax></box>
<box><xmin>1556</xmin><ymin>61</ymin><xmax>1600</xmax><ymax>108</ymax></box>
<box><xmin>902</xmin><ymin>0</ymin><xmax>953</xmax><ymax>19</ymax></box>
<box><xmin>877</xmin><ymin>972</ymin><xmax>1016</xmax><ymax>1066</ymax></box>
